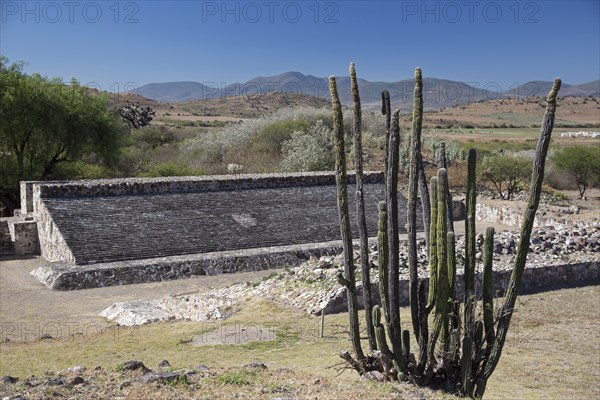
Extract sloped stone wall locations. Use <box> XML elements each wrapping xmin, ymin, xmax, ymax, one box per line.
<box><xmin>26</xmin><ymin>172</ymin><xmax>388</xmax><ymax>265</ymax></box>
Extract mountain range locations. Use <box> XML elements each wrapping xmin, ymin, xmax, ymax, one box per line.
<box><xmin>132</xmin><ymin>72</ymin><xmax>600</xmax><ymax>110</ymax></box>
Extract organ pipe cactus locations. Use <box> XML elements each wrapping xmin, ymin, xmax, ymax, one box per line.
<box><xmin>331</xmin><ymin>65</ymin><xmax>561</xmax><ymax>398</ymax></box>
<box><xmin>329</xmin><ymin>76</ymin><xmax>364</xmax><ymax>362</ymax></box>
<box><xmin>407</xmin><ymin>67</ymin><xmax>424</xmax><ymax>342</ymax></box>
<box><xmin>386</xmin><ymin>109</ymin><xmax>403</xmax><ymax>366</ymax></box>
<box><xmin>350</xmin><ymin>63</ymin><xmax>376</xmax><ymax>351</ymax></box>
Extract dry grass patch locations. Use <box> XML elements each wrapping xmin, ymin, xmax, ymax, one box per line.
<box><xmin>1</xmin><ymin>286</ymin><xmax>598</xmax><ymax>399</ymax></box>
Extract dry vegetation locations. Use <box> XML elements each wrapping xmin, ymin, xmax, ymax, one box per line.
<box><xmin>1</xmin><ymin>286</ymin><xmax>598</xmax><ymax>399</ymax></box>
<box><xmin>418</xmin><ymin>96</ymin><xmax>600</xmax><ymax>128</ymax></box>
<box><xmin>153</xmin><ymin>92</ymin><xmax>330</xmax><ymax>122</ymax></box>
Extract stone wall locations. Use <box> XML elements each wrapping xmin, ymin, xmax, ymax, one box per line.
<box><xmin>475</xmin><ymin>202</ymin><xmax>586</xmax><ymax>228</ymax></box>
<box><xmin>20</xmin><ymin>181</ymin><xmax>45</xmax><ymax>214</ymax></box>
<box><xmin>10</xmin><ymin>220</ymin><xmax>39</xmax><ymax>255</ymax></box>
<box><xmin>26</xmin><ymin>171</ymin><xmax>383</xmax><ymax>206</ymax></box>
<box><xmin>33</xmin><ymin>185</ymin><xmax>75</xmax><ymax>263</ymax></box>
<box><xmin>100</xmin><ymin>257</ymin><xmax>599</xmax><ymax>326</ymax></box>
<box><xmin>31</xmin><ymin>241</ymin><xmax>346</xmax><ymax>290</ymax></box>
<box><xmin>27</xmin><ymin>172</ymin><xmax>405</xmax><ymax>266</ymax></box>
<box><xmin>0</xmin><ymin>217</ymin><xmax>40</xmax><ymax>256</ymax></box>
<box><xmin>325</xmin><ymin>261</ymin><xmax>598</xmax><ymax>315</ymax></box>
<box><xmin>0</xmin><ymin>220</ymin><xmax>15</xmax><ymax>256</ymax></box>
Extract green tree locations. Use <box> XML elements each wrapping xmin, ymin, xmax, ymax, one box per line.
<box><xmin>479</xmin><ymin>154</ymin><xmax>532</xmax><ymax>200</ymax></box>
<box><xmin>0</xmin><ymin>57</ymin><xmax>127</xmax><ymax>215</ymax></box>
<box><xmin>552</xmin><ymin>145</ymin><xmax>600</xmax><ymax>198</ymax></box>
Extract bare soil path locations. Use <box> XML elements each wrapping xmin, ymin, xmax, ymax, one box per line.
<box><xmin>0</xmin><ymin>257</ymin><xmax>272</xmax><ymax>341</ymax></box>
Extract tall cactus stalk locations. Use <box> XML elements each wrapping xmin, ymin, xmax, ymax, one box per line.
<box><xmin>332</xmin><ymin>65</ymin><xmax>560</xmax><ymax>398</ymax></box>
<box><xmin>377</xmin><ymin>201</ymin><xmax>391</xmax><ymax>340</ymax></box>
<box><xmin>478</xmin><ymin>78</ymin><xmax>561</xmax><ymax>391</ymax></box>
<box><xmin>427</xmin><ymin>168</ymin><xmax>451</xmax><ymax>368</ymax></box>
<box><xmin>372</xmin><ymin>305</ymin><xmax>393</xmax><ymax>370</ymax></box>
<box><xmin>387</xmin><ymin>109</ymin><xmax>403</xmax><ymax>364</ymax></box>
<box><xmin>460</xmin><ymin>336</ymin><xmax>473</xmax><ymax>396</ymax></box>
<box><xmin>482</xmin><ymin>227</ymin><xmax>495</xmax><ymax>347</ymax></box>
<box><xmin>438</xmin><ymin>142</ymin><xmax>455</xmax><ymax>233</ymax></box>
<box><xmin>407</xmin><ymin>67</ymin><xmax>424</xmax><ymax>342</ymax></box>
<box><xmin>464</xmin><ymin>148</ymin><xmax>477</xmax><ymax>338</ymax></box>
<box><xmin>350</xmin><ymin>63</ymin><xmax>376</xmax><ymax>350</ymax></box>
<box><xmin>382</xmin><ymin>91</ymin><xmax>391</xmax><ymax>180</ymax></box>
<box><xmin>329</xmin><ymin>76</ymin><xmax>364</xmax><ymax>361</ymax></box>
<box><xmin>436</xmin><ymin>168</ymin><xmax>450</xmax><ymax>354</ymax></box>
<box><xmin>426</xmin><ymin>176</ymin><xmax>439</xmax><ymax>312</ymax></box>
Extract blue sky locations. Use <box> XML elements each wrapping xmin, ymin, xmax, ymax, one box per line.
<box><xmin>1</xmin><ymin>0</ymin><xmax>599</xmax><ymax>93</ymax></box>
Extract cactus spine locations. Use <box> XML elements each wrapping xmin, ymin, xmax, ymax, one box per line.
<box><xmin>329</xmin><ymin>76</ymin><xmax>364</xmax><ymax>361</ymax></box>
<box><xmin>350</xmin><ymin>63</ymin><xmax>376</xmax><ymax>351</ymax></box>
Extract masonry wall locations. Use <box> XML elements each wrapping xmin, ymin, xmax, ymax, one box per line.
<box><xmin>325</xmin><ymin>260</ymin><xmax>599</xmax><ymax>314</ymax></box>
<box><xmin>26</xmin><ymin>171</ymin><xmax>383</xmax><ymax>203</ymax></box>
<box><xmin>32</xmin><ymin>184</ymin><xmax>77</xmax><ymax>263</ymax></box>
<box><xmin>25</xmin><ymin>172</ymin><xmax>384</xmax><ymax>263</ymax></box>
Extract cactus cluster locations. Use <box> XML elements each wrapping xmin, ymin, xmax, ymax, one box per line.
<box><xmin>329</xmin><ymin>63</ymin><xmax>561</xmax><ymax>398</ymax></box>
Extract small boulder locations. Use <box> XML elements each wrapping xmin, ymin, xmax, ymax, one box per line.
<box><xmin>119</xmin><ymin>380</ymin><xmax>132</xmax><ymax>390</ymax></box>
<box><xmin>195</xmin><ymin>364</ymin><xmax>210</xmax><ymax>372</ymax></box>
<box><xmin>0</xmin><ymin>376</ymin><xmax>18</xmax><ymax>384</ymax></box>
<box><xmin>138</xmin><ymin>371</ymin><xmax>182</xmax><ymax>384</ymax></box>
<box><xmin>67</xmin><ymin>365</ymin><xmax>86</xmax><ymax>375</ymax></box>
<box><xmin>120</xmin><ymin>360</ymin><xmax>150</xmax><ymax>372</ymax></box>
<box><xmin>245</xmin><ymin>362</ymin><xmax>268</xmax><ymax>370</ymax></box>
<box><xmin>65</xmin><ymin>376</ymin><xmax>85</xmax><ymax>386</ymax></box>
<box><xmin>158</xmin><ymin>360</ymin><xmax>171</xmax><ymax>370</ymax></box>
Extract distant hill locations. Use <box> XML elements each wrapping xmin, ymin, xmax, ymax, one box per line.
<box><xmin>134</xmin><ymin>72</ymin><xmax>600</xmax><ymax>110</ymax></box>
<box><xmin>160</xmin><ymin>92</ymin><xmax>331</xmax><ymax>119</ymax></box>
<box><xmin>135</xmin><ymin>81</ymin><xmax>214</xmax><ymax>102</ymax></box>
<box><xmin>502</xmin><ymin>80</ymin><xmax>600</xmax><ymax>98</ymax></box>
<box><xmin>572</xmin><ymin>80</ymin><xmax>600</xmax><ymax>97</ymax></box>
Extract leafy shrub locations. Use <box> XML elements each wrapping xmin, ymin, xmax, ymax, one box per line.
<box><xmin>139</xmin><ymin>162</ymin><xmax>204</xmax><ymax>177</ymax></box>
<box><xmin>551</xmin><ymin>145</ymin><xmax>600</xmax><ymax>198</ymax></box>
<box><xmin>280</xmin><ymin>120</ymin><xmax>334</xmax><ymax>171</ymax></box>
<box><xmin>479</xmin><ymin>154</ymin><xmax>532</xmax><ymax>200</ymax></box>
<box><xmin>181</xmin><ymin>105</ymin><xmax>382</xmax><ymax>173</ymax></box>
<box><xmin>132</xmin><ymin>125</ymin><xmax>175</xmax><ymax>149</ymax></box>
<box><xmin>250</xmin><ymin>119</ymin><xmax>311</xmax><ymax>155</ymax></box>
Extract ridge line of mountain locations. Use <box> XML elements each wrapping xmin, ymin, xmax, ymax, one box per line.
<box><xmin>132</xmin><ymin>71</ymin><xmax>600</xmax><ymax>108</ymax></box>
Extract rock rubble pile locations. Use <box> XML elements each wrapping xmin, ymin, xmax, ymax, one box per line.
<box><xmin>101</xmin><ymin>224</ymin><xmax>599</xmax><ymax>326</ymax></box>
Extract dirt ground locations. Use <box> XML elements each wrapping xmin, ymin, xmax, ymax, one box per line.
<box><xmin>0</xmin><ymin>258</ymin><xmax>273</xmax><ymax>342</ymax></box>
<box><xmin>1</xmin><ymin>190</ymin><xmax>596</xmax><ymax>343</ymax></box>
